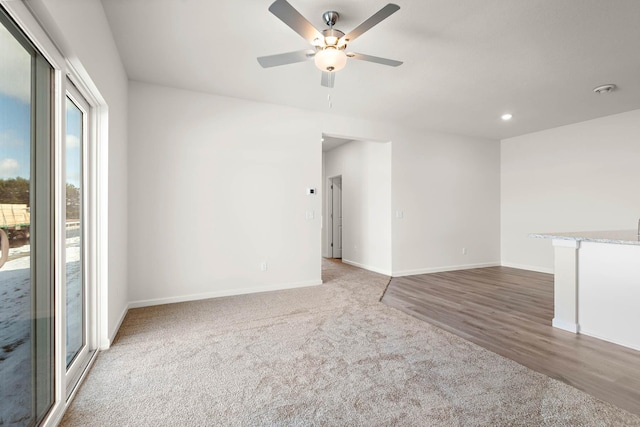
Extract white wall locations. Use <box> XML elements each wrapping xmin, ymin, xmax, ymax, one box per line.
<box><xmin>128</xmin><ymin>82</ymin><xmax>323</xmax><ymax>306</ymax></box>
<box><xmin>129</xmin><ymin>81</ymin><xmax>501</xmax><ymax>306</ymax></box>
<box><xmin>30</xmin><ymin>0</ymin><xmax>129</xmax><ymax>346</ymax></box>
<box><xmin>323</xmin><ymin>140</ymin><xmax>392</xmax><ymax>275</ymax></box>
<box><xmin>391</xmin><ymin>131</ymin><xmax>501</xmax><ymax>276</ymax></box>
<box><xmin>501</xmin><ymin>109</ymin><xmax>640</xmax><ymax>272</ymax></box>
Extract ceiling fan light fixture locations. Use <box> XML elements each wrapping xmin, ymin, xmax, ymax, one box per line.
<box><xmin>324</xmin><ymin>35</ymin><xmax>339</xmax><ymax>46</ymax></box>
<box><xmin>315</xmin><ymin>47</ymin><xmax>347</xmax><ymax>72</ymax></box>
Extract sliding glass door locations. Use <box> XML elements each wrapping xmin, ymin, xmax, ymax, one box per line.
<box><xmin>0</xmin><ymin>9</ymin><xmax>54</xmax><ymax>426</ymax></box>
<box><xmin>1</xmin><ymin>3</ymin><xmax>100</xmax><ymax>424</ymax></box>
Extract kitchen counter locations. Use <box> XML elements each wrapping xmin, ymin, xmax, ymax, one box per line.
<box><xmin>531</xmin><ymin>230</ymin><xmax>640</xmax><ymax>351</ymax></box>
<box><xmin>530</xmin><ymin>230</ymin><xmax>640</xmax><ymax>246</ymax></box>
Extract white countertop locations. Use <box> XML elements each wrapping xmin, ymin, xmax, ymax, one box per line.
<box><xmin>529</xmin><ymin>230</ymin><xmax>640</xmax><ymax>246</ymax></box>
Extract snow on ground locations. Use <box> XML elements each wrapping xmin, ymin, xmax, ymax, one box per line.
<box><xmin>66</xmin><ymin>239</ymin><xmax>82</xmax><ymax>366</ymax></box>
<box><xmin>1</xmin><ymin>238</ymin><xmax>80</xmax><ymax>425</ymax></box>
<box><xmin>0</xmin><ymin>253</ymin><xmax>31</xmax><ymax>426</ymax></box>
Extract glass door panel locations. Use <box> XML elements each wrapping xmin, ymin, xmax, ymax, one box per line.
<box><xmin>0</xmin><ymin>8</ymin><xmax>53</xmax><ymax>426</ymax></box>
<box><xmin>64</xmin><ymin>82</ymin><xmax>93</xmax><ymax>392</ymax></box>
<box><xmin>65</xmin><ymin>96</ymin><xmax>83</xmax><ymax>368</ymax></box>
<box><xmin>0</xmin><ymin>15</ymin><xmax>34</xmax><ymax>425</ymax></box>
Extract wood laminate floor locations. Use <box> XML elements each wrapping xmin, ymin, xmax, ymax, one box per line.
<box><xmin>381</xmin><ymin>266</ymin><xmax>640</xmax><ymax>416</ymax></box>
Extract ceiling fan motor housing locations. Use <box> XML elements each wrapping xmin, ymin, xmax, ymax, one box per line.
<box><xmin>320</xmin><ymin>28</ymin><xmax>346</xmax><ymax>48</ymax></box>
<box><xmin>319</xmin><ymin>10</ymin><xmax>346</xmax><ymax>49</ymax></box>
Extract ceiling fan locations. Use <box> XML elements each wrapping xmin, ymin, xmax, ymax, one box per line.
<box><xmin>257</xmin><ymin>0</ymin><xmax>403</xmax><ymax>88</ymax></box>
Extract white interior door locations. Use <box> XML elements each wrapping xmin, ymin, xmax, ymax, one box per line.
<box><xmin>331</xmin><ymin>177</ymin><xmax>342</xmax><ymax>258</ymax></box>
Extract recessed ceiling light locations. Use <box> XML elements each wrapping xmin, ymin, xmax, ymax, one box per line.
<box><xmin>501</xmin><ymin>113</ymin><xmax>513</xmax><ymax>121</ymax></box>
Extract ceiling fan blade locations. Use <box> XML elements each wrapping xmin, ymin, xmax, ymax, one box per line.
<box><xmin>341</xmin><ymin>4</ymin><xmax>400</xmax><ymax>44</ymax></box>
<box><xmin>269</xmin><ymin>0</ymin><xmax>323</xmax><ymax>44</ymax></box>
<box><xmin>257</xmin><ymin>49</ymin><xmax>315</xmax><ymax>68</ymax></box>
<box><xmin>321</xmin><ymin>71</ymin><xmax>335</xmax><ymax>88</ymax></box>
<box><xmin>348</xmin><ymin>52</ymin><xmax>403</xmax><ymax>67</ymax></box>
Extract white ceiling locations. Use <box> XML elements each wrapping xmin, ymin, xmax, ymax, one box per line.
<box><xmin>100</xmin><ymin>0</ymin><xmax>640</xmax><ymax>140</ymax></box>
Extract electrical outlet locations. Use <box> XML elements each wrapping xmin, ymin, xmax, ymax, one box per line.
<box><xmin>462</xmin><ymin>248</ymin><xmax>467</xmax><ymax>255</ymax></box>
<box><xmin>261</xmin><ymin>262</ymin><xmax>268</xmax><ymax>271</ymax></box>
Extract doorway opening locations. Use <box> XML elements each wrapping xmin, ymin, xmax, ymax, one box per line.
<box><xmin>321</xmin><ymin>133</ymin><xmax>392</xmax><ymax>276</ymax></box>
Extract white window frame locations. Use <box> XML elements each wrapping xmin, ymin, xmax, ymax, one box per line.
<box><xmin>64</xmin><ymin>79</ymin><xmax>96</xmax><ymax>396</ymax></box>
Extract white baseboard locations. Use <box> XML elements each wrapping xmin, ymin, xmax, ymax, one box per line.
<box><xmin>501</xmin><ymin>261</ymin><xmax>554</xmax><ymax>274</ymax></box>
<box><xmin>392</xmin><ymin>262</ymin><xmax>500</xmax><ymax>278</ymax></box>
<box><xmin>341</xmin><ymin>259</ymin><xmax>392</xmax><ymax>276</ymax></box>
<box><xmin>98</xmin><ymin>304</ymin><xmax>129</xmax><ymax>350</ymax></box>
<box><xmin>128</xmin><ymin>279</ymin><xmax>323</xmax><ymax>309</ymax></box>
<box><xmin>552</xmin><ymin>318</ymin><xmax>579</xmax><ymax>333</ymax></box>
<box><xmin>100</xmin><ymin>304</ymin><xmax>129</xmax><ymax>350</ymax></box>
<box><xmin>579</xmin><ymin>328</ymin><xmax>640</xmax><ymax>352</ymax></box>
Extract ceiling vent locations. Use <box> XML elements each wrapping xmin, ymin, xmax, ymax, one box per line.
<box><xmin>593</xmin><ymin>84</ymin><xmax>616</xmax><ymax>94</ymax></box>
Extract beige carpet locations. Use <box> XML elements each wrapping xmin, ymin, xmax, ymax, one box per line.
<box><xmin>61</xmin><ymin>260</ymin><xmax>640</xmax><ymax>426</ymax></box>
